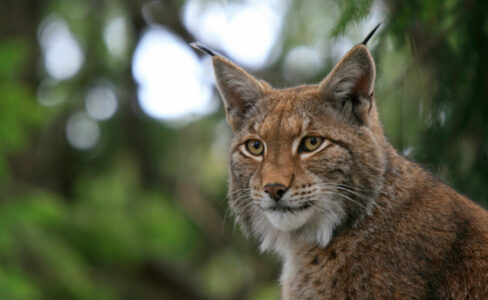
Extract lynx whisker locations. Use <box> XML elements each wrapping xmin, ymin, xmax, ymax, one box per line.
<box><xmin>223</xmin><ymin>188</ymin><xmax>253</xmax><ymax>232</ymax></box>
<box><xmin>315</xmin><ymin>183</ymin><xmax>376</xmax><ymax>202</ymax></box>
<box><xmin>318</xmin><ymin>189</ymin><xmax>370</xmax><ymax>211</ymax></box>
<box><xmin>316</xmin><ymin>182</ymin><xmax>370</xmax><ymax>193</ymax></box>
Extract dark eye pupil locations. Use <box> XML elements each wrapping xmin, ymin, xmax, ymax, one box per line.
<box><xmin>253</xmin><ymin>141</ymin><xmax>260</xmax><ymax>149</ymax></box>
<box><xmin>309</xmin><ymin>137</ymin><xmax>317</xmax><ymax>145</ymax></box>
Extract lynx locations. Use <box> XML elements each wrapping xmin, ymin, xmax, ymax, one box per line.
<box><xmin>192</xmin><ymin>26</ymin><xmax>488</xmax><ymax>299</ymax></box>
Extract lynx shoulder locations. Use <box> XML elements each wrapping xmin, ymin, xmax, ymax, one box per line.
<box><xmin>193</xmin><ymin>27</ymin><xmax>488</xmax><ymax>299</ymax></box>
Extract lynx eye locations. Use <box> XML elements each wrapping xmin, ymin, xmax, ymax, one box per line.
<box><xmin>301</xmin><ymin>136</ymin><xmax>324</xmax><ymax>152</ymax></box>
<box><xmin>246</xmin><ymin>139</ymin><xmax>264</xmax><ymax>155</ymax></box>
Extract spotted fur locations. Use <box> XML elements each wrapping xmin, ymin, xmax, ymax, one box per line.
<box><xmin>207</xmin><ymin>40</ymin><xmax>488</xmax><ymax>299</ymax></box>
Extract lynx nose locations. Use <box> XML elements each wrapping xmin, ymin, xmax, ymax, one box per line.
<box><xmin>264</xmin><ymin>183</ymin><xmax>287</xmax><ymax>201</ymax></box>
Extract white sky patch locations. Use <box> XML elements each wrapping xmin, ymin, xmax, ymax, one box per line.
<box><xmin>330</xmin><ymin>36</ymin><xmax>354</xmax><ymax>62</ymax></box>
<box><xmin>38</xmin><ymin>14</ymin><xmax>84</xmax><ymax>80</ymax></box>
<box><xmin>359</xmin><ymin>2</ymin><xmax>385</xmax><ymax>48</ymax></box>
<box><xmin>283</xmin><ymin>46</ymin><xmax>323</xmax><ymax>83</ymax></box>
<box><xmin>132</xmin><ymin>26</ymin><xmax>213</xmax><ymax>121</ymax></box>
<box><xmin>330</xmin><ymin>2</ymin><xmax>384</xmax><ymax>61</ymax></box>
<box><xmin>182</xmin><ymin>0</ymin><xmax>288</xmax><ymax>69</ymax></box>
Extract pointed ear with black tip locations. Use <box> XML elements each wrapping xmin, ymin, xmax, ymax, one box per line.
<box><xmin>319</xmin><ymin>45</ymin><xmax>376</xmax><ymax>125</ymax></box>
<box><xmin>361</xmin><ymin>23</ymin><xmax>381</xmax><ymax>45</ymax></box>
<box><xmin>212</xmin><ymin>56</ymin><xmax>268</xmax><ymax>130</ymax></box>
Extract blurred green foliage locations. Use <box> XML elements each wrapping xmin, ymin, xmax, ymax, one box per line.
<box><xmin>0</xmin><ymin>39</ymin><xmax>44</xmax><ymax>185</ymax></box>
<box><xmin>0</xmin><ymin>0</ymin><xmax>487</xmax><ymax>299</ymax></box>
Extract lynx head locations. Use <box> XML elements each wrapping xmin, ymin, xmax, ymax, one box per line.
<box><xmin>198</xmin><ymin>31</ymin><xmax>388</xmax><ymax>253</ymax></box>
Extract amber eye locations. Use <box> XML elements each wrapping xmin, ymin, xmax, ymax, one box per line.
<box><xmin>246</xmin><ymin>139</ymin><xmax>264</xmax><ymax>155</ymax></box>
<box><xmin>301</xmin><ymin>136</ymin><xmax>324</xmax><ymax>152</ymax></box>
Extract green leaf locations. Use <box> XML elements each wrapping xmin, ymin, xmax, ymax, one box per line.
<box><xmin>331</xmin><ymin>0</ymin><xmax>374</xmax><ymax>37</ymax></box>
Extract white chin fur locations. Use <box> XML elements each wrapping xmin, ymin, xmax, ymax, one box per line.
<box><xmin>265</xmin><ymin>209</ymin><xmax>314</xmax><ymax>231</ymax></box>
<box><xmin>253</xmin><ymin>200</ymin><xmax>346</xmax><ymax>255</ymax></box>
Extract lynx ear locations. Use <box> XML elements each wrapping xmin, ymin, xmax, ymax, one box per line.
<box><xmin>319</xmin><ymin>45</ymin><xmax>375</xmax><ymax>124</ymax></box>
<box><xmin>212</xmin><ymin>56</ymin><xmax>268</xmax><ymax>130</ymax></box>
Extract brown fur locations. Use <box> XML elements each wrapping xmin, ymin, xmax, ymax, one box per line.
<box><xmin>210</xmin><ymin>43</ymin><xmax>488</xmax><ymax>299</ymax></box>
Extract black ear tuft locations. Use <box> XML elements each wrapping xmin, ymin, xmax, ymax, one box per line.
<box><xmin>190</xmin><ymin>42</ymin><xmax>217</xmax><ymax>56</ymax></box>
<box><xmin>361</xmin><ymin>23</ymin><xmax>381</xmax><ymax>45</ymax></box>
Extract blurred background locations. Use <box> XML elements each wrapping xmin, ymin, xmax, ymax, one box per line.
<box><xmin>1</xmin><ymin>0</ymin><xmax>487</xmax><ymax>299</ymax></box>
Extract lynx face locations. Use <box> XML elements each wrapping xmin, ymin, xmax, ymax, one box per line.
<box><xmin>228</xmin><ymin>87</ymin><xmax>386</xmax><ymax>252</ymax></box>
<box><xmin>209</xmin><ymin>44</ymin><xmax>388</xmax><ymax>252</ymax></box>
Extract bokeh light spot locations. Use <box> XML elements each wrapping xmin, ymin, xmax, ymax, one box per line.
<box><xmin>104</xmin><ymin>16</ymin><xmax>128</xmax><ymax>58</ymax></box>
<box><xmin>37</xmin><ymin>78</ymin><xmax>64</xmax><ymax>106</ymax></box>
<box><xmin>38</xmin><ymin>14</ymin><xmax>84</xmax><ymax>80</ymax></box>
<box><xmin>66</xmin><ymin>112</ymin><xmax>100</xmax><ymax>150</ymax></box>
<box><xmin>85</xmin><ymin>85</ymin><xmax>118</xmax><ymax>121</ymax></box>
